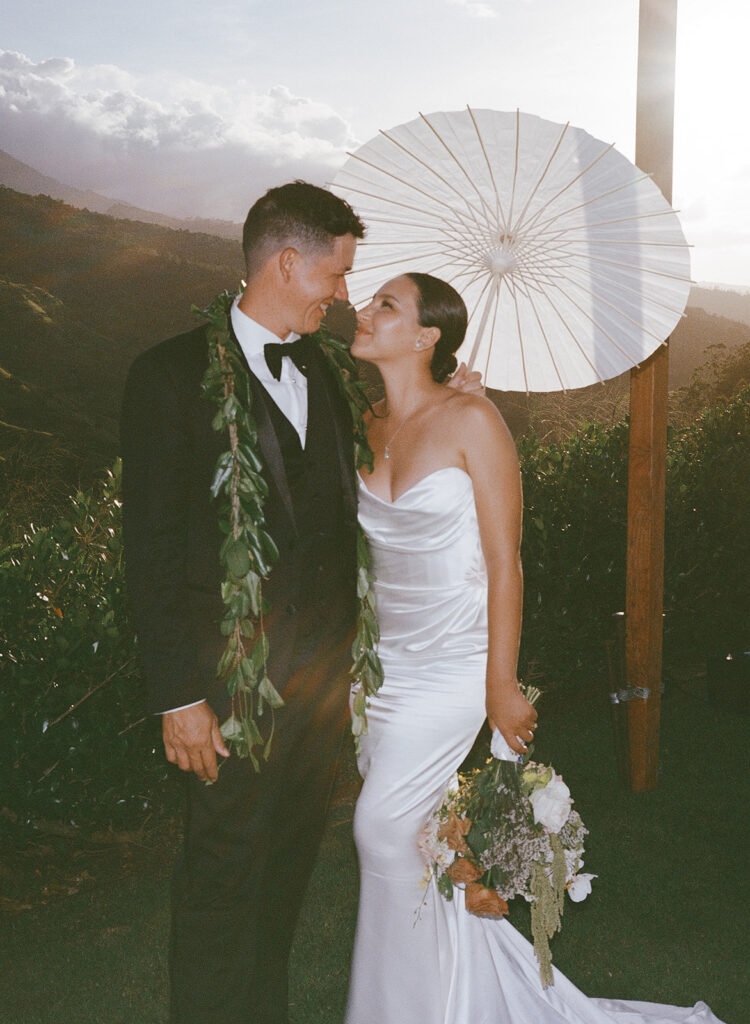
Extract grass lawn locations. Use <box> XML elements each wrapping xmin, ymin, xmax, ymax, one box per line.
<box><xmin>1</xmin><ymin>674</ymin><xmax>747</xmax><ymax>1023</ymax></box>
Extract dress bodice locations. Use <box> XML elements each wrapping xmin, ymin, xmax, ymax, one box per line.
<box><xmin>357</xmin><ymin>467</ymin><xmax>487</xmax><ymax>672</ymax></box>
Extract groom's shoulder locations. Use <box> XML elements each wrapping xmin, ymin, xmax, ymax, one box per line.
<box><xmin>127</xmin><ymin>323</ymin><xmax>210</xmax><ymax>387</ymax></box>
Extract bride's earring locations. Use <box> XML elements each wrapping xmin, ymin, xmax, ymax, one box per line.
<box><xmin>415</xmin><ymin>341</ymin><xmax>422</xmax><ymax>350</ymax></box>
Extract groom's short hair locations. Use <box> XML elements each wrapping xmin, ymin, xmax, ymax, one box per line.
<box><xmin>242</xmin><ymin>181</ymin><xmax>365</xmax><ymax>281</ymax></box>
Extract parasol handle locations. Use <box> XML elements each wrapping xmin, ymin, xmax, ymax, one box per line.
<box><xmin>466</xmin><ymin>280</ymin><xmax>498</xmax><ymax>372</ymax></box>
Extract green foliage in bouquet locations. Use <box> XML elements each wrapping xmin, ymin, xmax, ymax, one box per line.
<box><xmin>0</xmin><ymin>461</ymin><xmax>167</xmax><ymax>836</ymax></box>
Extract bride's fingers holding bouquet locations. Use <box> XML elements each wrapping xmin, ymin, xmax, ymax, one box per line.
<box><xmin>486</xmin><ymin>681</ymin><xmax>538</xmax><ymax>753</ymax></box>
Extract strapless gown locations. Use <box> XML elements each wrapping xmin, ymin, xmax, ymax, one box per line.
<box><xmin>346</xmin><ymin>467</ymin><xmax>726</xmax><ymax>1024</ymax></box>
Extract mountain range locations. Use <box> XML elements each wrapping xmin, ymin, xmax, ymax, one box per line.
<box><xmin>0</xmin><ymin>149</ymin><xmax>243</xmax><ymax>242</ymax></box>
<box><xmin>1</xmin><ymin>158</ymin><xmax>748</xmax><ymax>464</ymax></box>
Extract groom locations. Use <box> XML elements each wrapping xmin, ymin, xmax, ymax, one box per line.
<box><xmin>121</xmin><ymin>181</ymin><xmax>366</xmax><ymax>1024</ymax></box>
<box><xmin>122</xmin><ymin>180</ymin><xmax>479</xmax><ymax>1023</ymax></box>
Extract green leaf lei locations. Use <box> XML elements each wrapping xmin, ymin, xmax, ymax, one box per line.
<box><xmin>196</xmin><ymin>290</ymin><xmax>383</xmax><ymax>770</ymax></box>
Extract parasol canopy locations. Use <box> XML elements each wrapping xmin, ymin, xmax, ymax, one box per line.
<box><xmin>331</xmin><ymin>108</ymin><xmax>691</xmax><ymax>393</ymax></box>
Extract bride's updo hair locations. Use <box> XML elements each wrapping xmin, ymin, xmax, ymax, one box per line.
<box><xmin>404</xmin><ymin>273</ymin><xmax>468</xmax><ymax>383</ymax></box>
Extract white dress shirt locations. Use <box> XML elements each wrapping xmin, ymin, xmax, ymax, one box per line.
<box><xmin>230</xmin><ymin>296</ymin><xmax>308</xmax><ymax>447</ymax></box>
<box><xmin>164</xmin><ymin>296</ymin><xmax>310</xmax><ymax>714</ymax></box>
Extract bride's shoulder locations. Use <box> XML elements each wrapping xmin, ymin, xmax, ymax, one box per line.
<box><xmin>444</xmin><ymin>390</ymin><xmax>507</xmax><ymax>427</ymax></box>
<box><xmin>444</xmin><ymin>392</ymin><xmax>515</xmax><ymax>453</ymax></box>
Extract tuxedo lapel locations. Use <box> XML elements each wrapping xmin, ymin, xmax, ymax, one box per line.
<box><xmin>228</xmin><ymin>319</ymin><xmax>299</xmax><ymax>537</ymax></box>
<box><xmin>305</xmin><ymin>338</ymin><xmax>357</xmax><ymax>526</ymax></box>
<box><xmin>247</xmin><ymin>372</ymin><xmax>299</xmax><ymax>536</ymax></box>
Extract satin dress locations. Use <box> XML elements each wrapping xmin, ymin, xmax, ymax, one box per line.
<box><xmin>346</xmin><ymin>467</ymin><xmax>726</xmax><ymax>1024</ymax></box>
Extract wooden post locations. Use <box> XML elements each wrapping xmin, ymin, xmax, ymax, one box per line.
<box><xmin>626</xmin><ymin>0</ymin><xmax>678</xmax><ymax>791</ymax></box>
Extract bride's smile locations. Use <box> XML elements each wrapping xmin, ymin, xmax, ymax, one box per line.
<box><xmin>351</xmin><ymin>275</ymin><xmax>438</xmax><ymax>365</ymax></box>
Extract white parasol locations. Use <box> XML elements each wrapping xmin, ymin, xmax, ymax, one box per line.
<box><xmin>331</xmin><ymin>108</ymin><xmax>691</xmax><ymax>393</ymax></box>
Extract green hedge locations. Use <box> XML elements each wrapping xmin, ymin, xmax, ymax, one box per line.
<box><xmin>519</xmin><ymin>418</ymin><xmax>629</xmax><ymax>687</ymax></box>
<box><xmin>664</xmin><ymin>388</ymin><xmax>749</xmax><ymax>653</ymax></box>
<box><xmin>1</xmin><ymin>389</ymin><xmax>747</xmax><ymax>833</ymax></box>
<box><xmin>519</xmin><ymin>386</ymin><xmax>750</xmax><ymax>687</ymax></box>
<box><xmin>0</xmin><ymin>462</ymin><xmax>166</xmax><ymax>836</ymax></box>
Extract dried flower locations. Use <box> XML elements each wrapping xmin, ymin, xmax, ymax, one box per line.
<box><xmin>438</xmin><ymin>811</ymin><xmax>471</xmax><ymax>854</ymax></box>
<box><xmin>465</xmin><ymin>883</ymin><xmax>509</xmax><ymax>919</ymax></box>
<box><xmin>447</xmin><ymin>856</ymin><xmax>483</xmax><ymax>885</ymax></box>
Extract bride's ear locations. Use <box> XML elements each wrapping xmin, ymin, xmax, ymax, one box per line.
<box><xmin>415</xmin><ymin>326</ymin><xmax>440</xmax><ymax>352</ymax></box>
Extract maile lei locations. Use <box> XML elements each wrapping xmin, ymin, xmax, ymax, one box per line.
<box><xmin>196</xmin><ymin>290</ymin><xmax>383</xmax><ymax>771</ymax></box>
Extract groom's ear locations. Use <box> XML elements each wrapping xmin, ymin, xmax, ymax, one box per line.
<box><xmin>278</xmin><ymin>247</ymin><xmax>299</xmax><ymax>282</ymax></box>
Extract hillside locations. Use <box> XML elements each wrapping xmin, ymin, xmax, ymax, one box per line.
<box><xmin>667</xmin><ymin>306</ymin><xmax>750</xmax><ymax>387</ymax></box>
<box><xmin>0</xmin><ymin>188</ymin><xmax>245</xmax><ymax>460</ymax></box>
<box><xmin>0</xmin><ymin>187</ymin><xmax>244</xmax><ymax>348</ymax></box>
<box><xmin>0</xmin><ymin>149</ymin><xmax>242</xmax><ymax>241</ymax></box>
<box><xmin>1</xmin><ymin>186</ymin><xmax>748</xmax><ymax>461</ymax></box>
<box><xmin>0</xmin><ymin>279</ymin><xmax>124</xmax><ymax>450</ymax></box>
<box><xmin>689</xmin><ymin>285</ymin><xmax>750</xmax><ymax>328</ymax></box>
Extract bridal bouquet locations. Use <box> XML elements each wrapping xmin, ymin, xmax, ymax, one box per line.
<box><xmin>419</xmin><ymin>689</ymin><xmax>595</xmax><ymax>988</ymax></box>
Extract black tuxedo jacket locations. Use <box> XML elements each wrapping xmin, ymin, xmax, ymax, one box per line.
<box><xmin>120</xmin><ymin>322</ymin><xmax>358</xmax><ymax>718</ymax></box>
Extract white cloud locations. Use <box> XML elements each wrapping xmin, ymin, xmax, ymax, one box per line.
<box><xmin>0</xmin><ymin>50</ymin><xmax>360</xmax><ymax>221</ymax></box>
<box><xmin>446</xmin><ymin>0</ymin><xmax>498</xmax><ymax>18</ymax></box>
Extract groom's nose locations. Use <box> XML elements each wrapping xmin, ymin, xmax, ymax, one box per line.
<box><xmin>334</xmin><ymin>276</ymin><xmax>349</xmax><ymax>302</ymax></box>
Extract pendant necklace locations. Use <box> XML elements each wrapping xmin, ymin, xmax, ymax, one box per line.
<box><xmin>383</xmin><ymin>398</ymin><xmax>425</xmax><ymax>460</ymax></box>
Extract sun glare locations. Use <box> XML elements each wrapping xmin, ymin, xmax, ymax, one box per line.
<box><xmin>674</xmin><ymin>0</ymin><xmax>750</xmax><ymax>283</ymax></box>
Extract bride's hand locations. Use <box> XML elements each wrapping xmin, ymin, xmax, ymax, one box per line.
<box><xmin>487</xmin><ymin>683</ymin><xmax>537</xmax><ymax>755</ymax></box>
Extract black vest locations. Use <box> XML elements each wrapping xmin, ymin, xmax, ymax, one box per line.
<box><xmin>253</xmin><ymin>356</ymin><xmax>357</xmax><ymax>685</ymax></box>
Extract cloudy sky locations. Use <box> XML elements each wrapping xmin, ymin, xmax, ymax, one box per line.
<box><xmin>1</xmin><ymin>0</ymin><xmax>748</xmax><ymax>286</ymax></box>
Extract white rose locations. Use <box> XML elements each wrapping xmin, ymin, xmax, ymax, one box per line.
<box><xmin>529</xmin><ymin>774</ymin><xmax>572</xmax><ymax>833</ymax></box>
<box><xmin>567</xmin><ymin>873</ymin><xmax>596</xmax><ymax>902</ymax></box>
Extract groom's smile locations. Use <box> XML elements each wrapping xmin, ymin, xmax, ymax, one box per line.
<box><xmin>289</xmin><ymin>232</ymin><xmax>357</xmax><ymax>335</ymax></box>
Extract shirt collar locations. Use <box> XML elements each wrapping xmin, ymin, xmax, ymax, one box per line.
<box><xmin>230</xmin><ymin>295</ymin><xmax>300</xmax><ymax>369</ymax></box>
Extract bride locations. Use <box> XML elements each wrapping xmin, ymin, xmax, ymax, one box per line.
<box><xmin>345</xmin><ymin>272</ymin><xmax>726</xmax><ymax>1024</ymax></box>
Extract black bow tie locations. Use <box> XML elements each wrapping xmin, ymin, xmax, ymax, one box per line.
<box><xmin>263</xmin><ymin>337</ymin><xmax>312</xmax><ymax>381</ymax></box>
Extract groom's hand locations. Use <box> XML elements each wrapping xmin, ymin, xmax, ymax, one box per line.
<box><xmin>447</xmin><ymin>362</ymin><xmax>484</xmax><ymax>395</ymax></box>
<box><xmin>162</xmin><ymin>702</ymin><xmax>230</xmax><ymax>783</ymax></box>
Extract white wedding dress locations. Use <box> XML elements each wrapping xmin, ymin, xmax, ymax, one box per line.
<box><xmin>346</xmin><ymin>466</ymin><xmax>726</xmax><ymax>1024</ymax></box>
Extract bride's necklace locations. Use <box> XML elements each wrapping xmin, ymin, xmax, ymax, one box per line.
<box><xmin>383</xmin><ymin>397</ymin><xmax>427</xmax><ymax>460</ymax></box>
